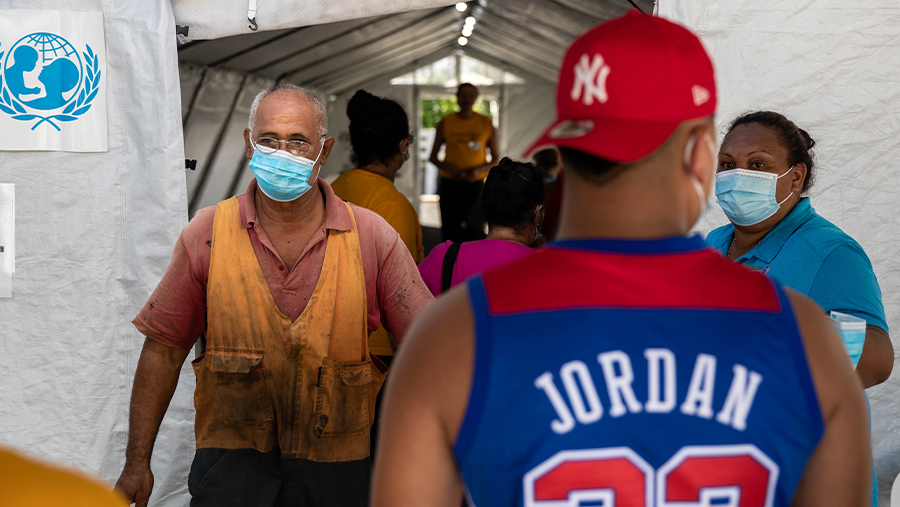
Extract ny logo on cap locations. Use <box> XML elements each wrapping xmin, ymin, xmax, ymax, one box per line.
<box><xmin>571</xmin><ymin>54</ymin><xmax>611</xmax><ymax>106</ymax></box>
<box><xmin>692</xmin><ymin>85</ymin><xmax>711</xmax><ymax>106</ymax></box>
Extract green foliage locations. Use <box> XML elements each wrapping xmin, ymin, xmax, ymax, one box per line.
<box><xmin>473</xmin><ymin>99</ymin><xmax>493</xmax><ymax>118</ymax></box>
<box><xmin>420</xmin><ymin>98</ymin><xmax>455</xmax><ymax>129</ymax></box>
<box><xmin>420</xmin><ymin>98</ymin><xmax>492</xmax><ymax>128</ymax></box>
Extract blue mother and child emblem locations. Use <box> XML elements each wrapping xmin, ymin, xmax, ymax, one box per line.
<box><xmin>0</xmin><ymin>32</ymin><xmax>100</xmax><ymax>131</ymax></box>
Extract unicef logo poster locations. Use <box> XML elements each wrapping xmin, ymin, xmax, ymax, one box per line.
<box><xmin>0</xmin><ymin>11</ymin><xmax>107</xmax><ymax>152</ymax></box>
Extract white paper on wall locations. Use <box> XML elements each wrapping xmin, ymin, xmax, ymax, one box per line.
<box><xmin>0</xmin><ymin>10</ymin><xmax>107</xmax><ymax>152</ymax></box>
<box><xmin>0</xmin><ymin>184</ymin><xmax>12</xmax><ymax>298</ymax></box>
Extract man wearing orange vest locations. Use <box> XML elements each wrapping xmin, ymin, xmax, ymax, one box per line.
<box><xmin>114</xmin><ymin>84</ymin><xmax>433</xmax><ymax>507</ymax></box>
<box><xmin>429</xmin><ymin>83</ymin><xmax>499</xmax><ymax>243</ymax></box>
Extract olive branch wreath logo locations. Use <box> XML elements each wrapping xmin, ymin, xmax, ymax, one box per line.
<box><xmin>0</xmin><ymin>43</ymin><xmax>101</xmax><ymax>131</ymax></box>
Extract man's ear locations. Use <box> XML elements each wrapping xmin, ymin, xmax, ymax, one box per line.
<box><xmin>684</xmin><ymin>124</ymin><xmax>716</xmax><ymax>185</ymax></box>
<box><xmin>243</xmin><ymin>129</ymin><xmax>254</xmax><ymax>160</ymax></box>
<box><xmin>319</xmin><ymin>136</ymin><xmax>336</xmax><ymax>165</ymax></box>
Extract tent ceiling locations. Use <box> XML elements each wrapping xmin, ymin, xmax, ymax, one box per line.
<box><xmin>177</xmin><ymin>0</ymin><xmax>654</xmax><ymax>93</ymax></box>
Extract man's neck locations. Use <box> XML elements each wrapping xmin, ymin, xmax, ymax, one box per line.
<box><xmin>457</xmin><ymin>109</ymin><xmax>475</xmax><ymax>119</ymax></box>
<box><xmin>555</xmin><ymin>169</ymin><xmax>694</xmax><ymax>240</ymax></box>
<box><xmin>255</xmin><ymin>183</ymin><xmax>324</xmax><ymax>227</ymax></box>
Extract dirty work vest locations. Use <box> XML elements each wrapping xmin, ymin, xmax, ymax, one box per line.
<box><xmin>192</xmin><ymin>197</ymin><xmax>386</xmax><ymax>462</ymax></box>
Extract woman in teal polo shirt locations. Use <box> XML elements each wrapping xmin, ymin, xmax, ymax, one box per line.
<box><xmin>707</xmin><ymin>111</ymin><xmax>892</xmax><ymax>505</ymax></box>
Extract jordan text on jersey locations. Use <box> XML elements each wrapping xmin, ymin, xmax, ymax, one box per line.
<box><xmin>534</xmin><ymin>347</ymin><xmax>763</xmax><ymax>434</ymax></box>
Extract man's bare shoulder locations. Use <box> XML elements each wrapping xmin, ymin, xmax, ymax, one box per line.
<box><xmin>389</xmin><ymin>284</ymin><xmax>474</xmax><ymax>433</ymax></box>
<box><xmin>372</xmin><ymin>284</ymin><xmax>473</xmax><ymax>506</ymax></box>
<box><xmin>784</xmin><ymin>291</ymin><xmax>870</xmax><ymax>506</ymax></box>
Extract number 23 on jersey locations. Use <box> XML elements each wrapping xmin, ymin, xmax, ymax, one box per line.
<box><xmin>524</xmin><ymin>444</ymin><xmax>778</xmax><ymax>507</ymax></box>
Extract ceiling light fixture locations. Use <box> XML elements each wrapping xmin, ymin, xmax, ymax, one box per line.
<box><xmin>458</xmin><ymin>36</ymin><xmax>468</xmax><ymax>46</ymax></box>
<box><xmin>455</xmin><ymin>2</ymin><xmax>467</xmax><ymax>12</ymax></box>
<box><xmin>462</xmin><ymin>26</ymin><xmax>473</xmax><ymax>37</ymax></box>
<box><xmin>465</xmin><ymin>16</ymin><xmax>476</xmax><ymax>26</ymax></box>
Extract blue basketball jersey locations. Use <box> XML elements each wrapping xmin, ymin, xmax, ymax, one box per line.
<box><xmin>455</xmin><ymin>236</ymin><xmax>823</xmax><ymax>507</ymax></box>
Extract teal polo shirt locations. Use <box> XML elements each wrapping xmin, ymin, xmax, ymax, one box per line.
<box><xmin>706</xmin><ymin>198</ymin><xmax>888</xmax><ymax>332</ymax></box>
<box><xmin>708</xmin><ymin>198</ymin><xmax>885</xmax><ymax>506</ymax></box>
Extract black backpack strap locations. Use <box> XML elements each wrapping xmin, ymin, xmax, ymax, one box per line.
<box><xmin>441</xmin><ymin>242</ymin><xmax>462</xmax><ymax>293</ymax></box>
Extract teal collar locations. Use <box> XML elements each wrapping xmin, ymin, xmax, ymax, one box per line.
<box><xmin>743</xmin><ymin>198</ymin><xmax>817</xmax><ymax>263</ymax></box>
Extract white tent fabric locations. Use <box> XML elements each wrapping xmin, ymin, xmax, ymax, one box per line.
<box><xmin>659</xmin><ymin>1</ymin><xmax>900</xmax><ymax>502</ymax></box>
<box><xmin>171</xmin><ymin>0</ymin><xmax>458</xmax><ymax>42</ymax></box>
<box><xmin>0</xmin><ymin>1</ymin><xmax>193</xmax><ymax>506</ymax></box>
<box><xmin>172</xmin><ymin>0</ymin><xmax>639</xmax><ymax>216</ymax></box>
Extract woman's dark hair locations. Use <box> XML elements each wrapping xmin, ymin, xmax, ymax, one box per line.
<box><xmin>727</xmin><ymin>111</ymin><xmax>817</xmax><ymax>193</ymax></box>
<box><xmin>481</xmin><ymin>157</ymin><xmax>545</xmax><ymax>232</ymax></box>
<box><xmin>531</xmin><ymin>148</ymin><xmax>560</xmax><ymax>179</ymax></box>
<box><xmin>347</xmin><ymin>90</ymin><xmax>410</xmax><ymax>167</ymax></box>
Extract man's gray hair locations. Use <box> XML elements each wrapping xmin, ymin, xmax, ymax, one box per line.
<box><xmin>248</xmin><ymin>83</ymin><xmax>328</xmax><ymax>136</ymax></box>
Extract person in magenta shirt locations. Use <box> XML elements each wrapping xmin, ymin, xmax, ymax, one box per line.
<box><xmin>419</xmin><ymin>157</ymin><xmax>544</xmax><ymax>296</ymax></box>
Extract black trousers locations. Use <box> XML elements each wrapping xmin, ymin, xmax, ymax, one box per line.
<box><xmin>438</xmin><ymin>177</ymin><xmax>486</xmax><ymax>243</ymax></box>
<box><xmin>189</xmin><ymin>448</ymin><xmax>371</xmax><ymax>507</ymax></box>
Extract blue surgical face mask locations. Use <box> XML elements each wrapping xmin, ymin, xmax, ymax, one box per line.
<box><xmin>249</xmin><ymin>145</ymin><xmax>323</xmax><ymax>202</ymax></box>
<box><xmin>715</xmin><ymin>166</ymin><xmax>794</xmax><ymax>226</ymax></box>
<box><xmin>544</xmin><ymin>174</ymin><xmax>558</xmax><ymax>184</ymax></box>
<box><xmin>400</xmin><ymin>136</ymin><xmax>413</xmax><ymax>163</ymax></box>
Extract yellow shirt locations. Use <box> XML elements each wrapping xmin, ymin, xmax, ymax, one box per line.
<box><xmin>441</xmin><ymin>112</ymin><xmax>493</xmax><ymax>175</ymax></box>
<box><xmin>0</xmin><ymin>448</ymin><xmax>127</xmax><ymax>507</ymax></box>
<box><xmin>332</xmin><ymin>168</ymin><xmax>425</xmax><ymax>356</ymax></box>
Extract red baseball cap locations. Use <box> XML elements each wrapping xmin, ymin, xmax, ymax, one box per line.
<box><xmin>526</xmin><ymin>11</ymin><xmax>716</xmax><ymax>163</ymax></box>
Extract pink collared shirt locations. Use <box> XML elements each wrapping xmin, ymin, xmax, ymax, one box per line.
<box><xmin>133</xmin><ymin>179</ymin><xmax>434</xmax><ymax>350</ymax></box>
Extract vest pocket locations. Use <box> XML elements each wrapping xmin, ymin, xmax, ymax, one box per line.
<box><xmin>203</xmin><ymin>349</ymin><xmax>272</xmax><ymax>427</ymax></box>
<box><xmin>313</xmin><ymin>357</ymin><xmax>377</xmax><ymax>438</ymax></box>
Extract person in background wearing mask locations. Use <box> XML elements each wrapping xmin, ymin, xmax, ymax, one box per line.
<box><xmin>707</xmin><ymin>110</ymin><xmax>892</xmax><ymax>506</ymax></box>
<box><xmin>331</xmin><ymin>89</ymin><xmax>424</xmax><ymax>457</ymax></box>
<box><xmin>429</xmin><ymin>83</ymin><xmax>499</xmax><ymax>243</ymax></box>
<box><xmin>333</xmin><ymin>90</ymin><xmax>423</xmax><ymax>266</ymax></box>
<box><xmin>531</xmin><ymin>147</ymin><xmax>563</xmax><ymax>244</ymax></box>
<box><xmin>416</xmin><ymin>157</ymin><xmax>543</xmax><ymax>297</ymax></box>
<box><xmin>114</xmin><ymin>84</ymin><xmax>433</xmax><ymax>507</ymax></box>
<box><xmin>372</xmin><ymin>12</ymin><xmax>870</xmax><ymax>507</ymax></box>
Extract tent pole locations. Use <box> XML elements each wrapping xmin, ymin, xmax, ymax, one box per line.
<box><xmin>182</xmin><ymin>68</ymin><xmax>209</xmax><ymax>129</ymax></box>
<box><xmin>412</xmin><ymin>73</ymin><xmax>421</xmax><ymax>205</ymax></box>
<box><xmin>189</xmin><ymin>73</ymin><xmax>250</xmax><ymax>215</ymax></box>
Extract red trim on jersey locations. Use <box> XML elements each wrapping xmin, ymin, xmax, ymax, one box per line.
<box><xmin>482</xmin><ymin>247</ymin><xmax>781</xmax><ymax>315</ymax></box>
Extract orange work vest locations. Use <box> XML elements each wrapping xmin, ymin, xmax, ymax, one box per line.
<box><xmin>192</xmin><ymin>197</ymin><xmax>385</xmax><ymax>462</ymax></box>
